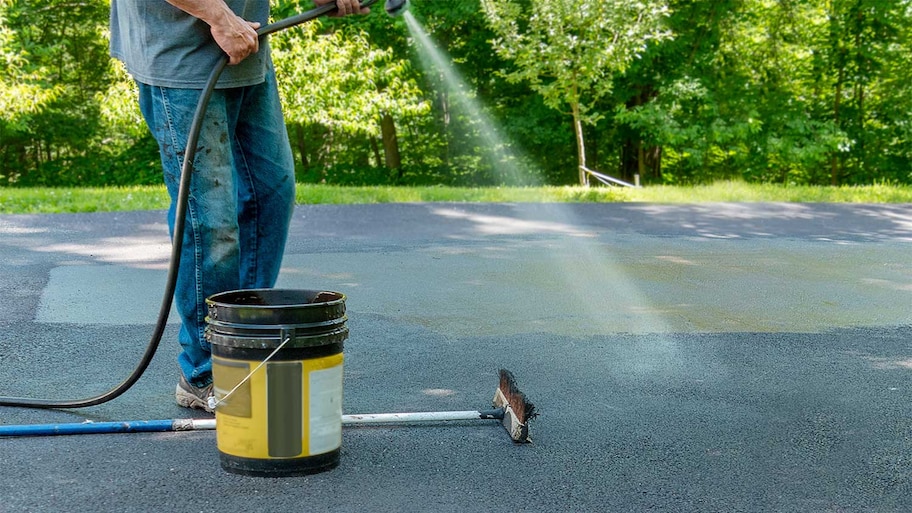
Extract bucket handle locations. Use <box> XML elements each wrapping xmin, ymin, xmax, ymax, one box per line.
<box><xmin>207</xmin><ymin>330</ymin><xmax>294</xmax><ymax>411</ymax></box>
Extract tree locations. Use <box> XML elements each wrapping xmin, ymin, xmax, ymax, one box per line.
<box><xmin>0</xmin><ymin>0</ymin><xmax>130</xmax><ymax>186</ymax></box>
<box><xmin>401</xmin><ymin>1</ymin><xmax>575</xmax><ymax>185</ymax></box>
<box><xmin>481</xmin><ymin>0</ymin><xmax>671</xmax><ymax>185</ymax></box>
<box><xmin>0</xmin><ymin>5</ymin><xmax>61</xmax><ymax>182</ymax></box>
<box><xmin>608</xmin><ymin>0</ymin><xmax>739</xmax><ymax>184</ymax></box>
<box><xmin>271</xmin><ymin>18</ymin><xmax>429</xmax><ymax>181</ymax></box>
<box><xmin>611</xmin><ymin>0</ymin><xmax>912</xmax><ymax>185</ymax></box>
<box><xmin>819</xmin><ymin>0</ymin><xmax>912</xmax><ymax>184</ymax></box>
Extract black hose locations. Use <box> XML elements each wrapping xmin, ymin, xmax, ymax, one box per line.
<box><xmin>0</xmin><ymin>0</ymin><xmax>380</xmax><ymax>409</ymax></box>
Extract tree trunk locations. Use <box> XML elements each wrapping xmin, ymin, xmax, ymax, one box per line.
<box><xmin>637</xmin><ymin>143</ymin><xmax>645</xmax><ymax>181</ymax></box>
<box><xmin>440</xmin><ymin>88</ymin><xmax>451</xmax><ymax>168</ymax></box>
<box><xmin>854</xmin><ymin>9</ymin><xmax>865</xmax><ymax>179</ymax></box>
<box><xmin>324</xmin><ymin>127</ymin><xmax>334</xmax><ymax>182</ymax></box>
<box><xmin>380</xmin><ymin>113</ymin><xmax>401</xmax><ymax>171</ymax></box>
<box><xmin>370</xmin><ymin>137</ymin><xmax>382</xmax><ymax>168</ymax></box>
<box><xmin>571</xmin><ymin>101</ymin><xmax>587</xmax><ymax>186</ymax></box>
<box><xmin>294</xmin><ymin>124</ymin><xmax>309</xmax><ymax>169</ymax></box>
<box><xmin>649</xmin><ymin>146</ymin><xmax>662</xmax><ymax>181</ymax></box>
<box><xmin>831</xmin><ymin>66</ymin><xmax>843</xmax><ymax>186</ymax></box>
<box><xmin>856</xmin><ymin>82</ymin><xmax>865</xmax><ymax>178</ymax></box>
<box><xmin>620</xmin><ymin>86</ymin><xmax>661</xmax><ymax>183</ymax></box>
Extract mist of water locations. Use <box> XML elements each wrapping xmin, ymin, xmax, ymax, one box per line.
<box><xmin>403</xmin><ymin>12</ymin><xmax>536</xmax><ymax>186</ymax></box>
<box><xmin>401</xmin><ymin>12</ymin><xmax>679</xmax><ymax>373</ymax></box>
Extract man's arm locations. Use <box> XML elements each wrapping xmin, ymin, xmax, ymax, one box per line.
<box><xmin>314</xmin><ymin>0</ymin><xmax>370</xmax><ymax>16</ymax></box>
<box><xmin>165</xmin><ymin>0</ymin><xmax>370</xmax><ymax>66</ymax></box>
<box><xmin>165</xmin><ymin>0</ymin><xmax>260</xmax><ymax>65</ymax></box>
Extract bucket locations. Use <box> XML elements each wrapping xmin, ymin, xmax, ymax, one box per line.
<box><xmin>205</xmin><ymin>288</ymin><xmax>347</xmax><ymax>477</ymax></box>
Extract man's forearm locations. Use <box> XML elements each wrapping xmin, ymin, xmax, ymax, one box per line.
<box><xmin>164</xmin><ymin>0</ymin><xmax>260</xmax><ymax>65</ymax></box>
<box><xmin>166</xmin><ymin>0</ymin><xmax>237</xmax><ymax>26</ymax></box>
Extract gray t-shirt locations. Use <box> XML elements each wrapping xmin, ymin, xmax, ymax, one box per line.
<box><xmin>110</xmin><ymin>0</ymin><xmax>271</xmax><ymax>89</ymax></box>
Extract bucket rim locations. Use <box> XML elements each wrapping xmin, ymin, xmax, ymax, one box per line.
<box><xmin>206</xmin><ymin>288</ymin><xmax>347</xmax><ymax>309</ymax></box>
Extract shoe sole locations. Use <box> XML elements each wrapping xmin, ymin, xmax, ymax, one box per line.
<box><xmin>175</xmin><ymin>384</ymin><xmax>214</xmax><ymax>413</ymax></box>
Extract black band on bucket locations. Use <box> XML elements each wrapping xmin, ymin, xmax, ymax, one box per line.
<box><xmin>206</xmin><ymin>326</ymin><xmax>348</xmax><ymax>350</ymax></box>
<box><xmin>211</xmin><ymin>341</ymin><xmax>343</xmax><ymax>361</ymax></box>
<box><xmin>219</xmin><ymin>449</ymin><xmax>341</xmax><ymax>477</ymax></box>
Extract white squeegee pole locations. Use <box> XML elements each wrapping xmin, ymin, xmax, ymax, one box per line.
<box><xmin>189</xmin><ymin>410</ymin><xmax>501</xmax><ymax>428</ymax></box>
<box><xmin>191</xmin><ymin>410</ymin><xmax>502</xmax><ymax>428</ymax></box>
<box><xmin>342</xmin><ymin>410</ymin><xmax>501</xmax><ymax>424</ymax></box>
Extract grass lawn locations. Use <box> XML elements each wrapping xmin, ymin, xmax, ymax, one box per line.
<box><xmin>1</xmin><ymin>181</ymin><xmax>911</xmax><ymax>214</ymax></box>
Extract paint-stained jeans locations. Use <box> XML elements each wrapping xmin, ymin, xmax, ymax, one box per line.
<box><xmin>137</xmin><ymin>74</ymin><xmax>295</xmax><ymax>388</ymax></box>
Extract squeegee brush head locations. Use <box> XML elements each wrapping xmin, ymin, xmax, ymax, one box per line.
<box><xmin>494</xmin><ymin>369</ymin><xmax>537</xmax><ymax>443</ymax></box>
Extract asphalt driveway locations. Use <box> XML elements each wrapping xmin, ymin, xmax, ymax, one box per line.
<box><xmin>1</xmin><ymin>202</ymin><xmax>910</xmax><ymax>512</ymax></box>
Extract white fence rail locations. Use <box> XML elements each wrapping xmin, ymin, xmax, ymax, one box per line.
<box><xmin>580</xmin><ymin>166</ymin><xmax>640</xmax><ymax>188</ymax></box>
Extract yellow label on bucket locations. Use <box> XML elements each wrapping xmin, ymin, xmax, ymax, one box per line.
<box><xmin>213</xmin><ymin>353</ymin><xmax>344</xmax><ymax>460</ymax></box>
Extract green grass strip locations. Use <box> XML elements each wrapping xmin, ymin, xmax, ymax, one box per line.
<box><xmin>1</xmin><ymin>181</ymin><xmax>911</xmax><ymax>215</ymax></box>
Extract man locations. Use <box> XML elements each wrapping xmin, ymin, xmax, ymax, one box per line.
<box><xmin>109</xmin><ymin>0</ymin><xmax>367</xmax><ymax>411</ymax></box>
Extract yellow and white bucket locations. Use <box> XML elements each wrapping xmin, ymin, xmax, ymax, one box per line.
<box><xmin>206</xmin><ymin>289</ymin><xmax>347</xmax><ymax>477</ymax></box>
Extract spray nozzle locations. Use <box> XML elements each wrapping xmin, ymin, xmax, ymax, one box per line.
<box><xmin>384</xmin><ymin>0</ymin><xmax>409</xmax><ymax>17</ymax></box>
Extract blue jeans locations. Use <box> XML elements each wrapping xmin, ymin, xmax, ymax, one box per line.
<box><xmin>138</xmin><ymin>74</ymin><xmax>295</xmax><ymax>388</ymax></box>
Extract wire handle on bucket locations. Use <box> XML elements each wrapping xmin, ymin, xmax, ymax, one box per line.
<box><xmin>207</xmin><ymin>334</ymin><xmax>293</xmax><ymax>411</ymax></box>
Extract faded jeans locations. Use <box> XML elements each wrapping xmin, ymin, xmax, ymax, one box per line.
<box><xmin>137</xmin><ymin>73</ymin><xmax>295</xmax><ymax>388</ymax></box>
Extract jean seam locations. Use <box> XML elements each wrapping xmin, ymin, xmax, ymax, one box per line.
<box><xmin>189</xmin><ymin>201</ymin><xmax>206</xmax><ymax>354</ymax></box>
<box><xmin>233</xmin><ymin>132</ymin><xmax>259</xmax><ymax>287</ymax></box>
<box><xmin>157</xmin><ymin>87</ymin><xmax>181</xmax><ymax>182</ymax></box>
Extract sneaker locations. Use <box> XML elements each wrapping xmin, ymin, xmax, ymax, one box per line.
<box><xmin>175</xmin><ymin>375</ymin><xmax>214</xmax><ymax>413</ymax></box>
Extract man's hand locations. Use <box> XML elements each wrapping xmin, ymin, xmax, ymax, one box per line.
<box><xmin>209</xmin><ymin>13</ymin><xmax>260</xmax><ymax>65</ymax></box>
<box><xmin>166</xmin><ymin>0</ymin><xmax>261</xmax><ymax>65</ymax></box>
<box><xmin>315</xmin><ymin>0</ymin><xmax>370</xmax><ymax>17</ymax></box>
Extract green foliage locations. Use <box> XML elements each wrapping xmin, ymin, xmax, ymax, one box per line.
<box><xmin>481</xmin><ymin>0</ymin><xmax>673</xmax><ymax>184</ymax></box>
<box><xmin>0</xmin><ymin>9</ymin><xmax>62</xmax><ymax>128</ymax></box>
<box><xmin>0</xmin><ymin>0</ymin><xmax>157</xmax><ymax>186</ymax></box>
<box><xmin>1</xmin><ymin>0</ymin><xmax>911</xmax><ymax>188</ymax></box>
<box><xmin>481</xmin><ymin>0</ymin><xmax>671</xmax><ymax>121</ymax></box>
<box><xmin>273</xmin><ymin>19</ymin><xmax>428</xmax><ymax>136</ymax></box>
<box><xmin>609</xmin><ymin>0</ymin><xmax>912</xmax><ymax>185</ymax></box>
<box><xmin>271</xmin><ymin>13</ymin><xmax>431</xmax><ymax>181</ymax></box>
